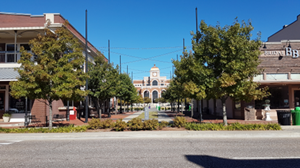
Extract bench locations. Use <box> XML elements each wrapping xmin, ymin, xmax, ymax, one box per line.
<box><xmin>53</xmin><ymin>114</ymin><xmax>65</xmax><ymax>123</ymax></box>
<box><xmin>27</xmin><ymin>115</ymin><xmax>41</xmax><ymax>123</ymax></box>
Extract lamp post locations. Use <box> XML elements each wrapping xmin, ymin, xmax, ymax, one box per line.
<box><xmin>84</xmin><ymin>9</ymin><xmax>88</xmax><ymax>123</ymax></box>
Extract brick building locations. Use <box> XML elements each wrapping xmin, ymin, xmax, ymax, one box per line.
<box><xmin>133</xmin><ymin>64</ymin><xmax>170</xmax><ymax>103</ymax></box>
<box><xmin>194</xmin><ymin>15</ymin><xmax>300</xmax><ymax>120</ymax></box>
<box><xmin>0</xmin><ymin>12</ymin><xmax>106</xmax><ymax>123</ymax></box>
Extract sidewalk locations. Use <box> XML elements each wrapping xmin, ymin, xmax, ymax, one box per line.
<box><xmin>163</xmin><ymin>110</ymin><xmax>278</xmax><ymax>124</ymax></box>
<box><xmin>1</xmin><ymin>128</ymin><xmax>300</xmax><ymax>140</ymax></box>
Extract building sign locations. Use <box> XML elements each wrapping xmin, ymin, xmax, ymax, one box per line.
<box><xmin>263</xmin><ymin>51</ymin><xmax>284</xmax><ymax>56</ymax></box>
<box><xmin>263</xmin><ymin>47</ymin><xmax>299</xmax><ymax>58</ymax></box>
<box><xmin>286</xmin><ymin>47</ymin><xmax>299</xmax><ymax>58</ymax></box>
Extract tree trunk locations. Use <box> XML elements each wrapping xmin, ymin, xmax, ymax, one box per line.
<box><xmin>177</xmin><ymin>99</ymin><xmax>179</xmax><ymax>116</ymax></box>
<box><xmin>120</xmin><ymin>98</ymin><xmax>122</xmax><ymax>113</ymax></box>
<box><xmin>181</xmin><ymin>99</ymin><xmax>184</xmax><ymax>113</ymax></box>
<box><xmin>49</xmin><ymin>99</ymin><xmax>53</xmax><ymax>130</ymax></box>
<box><xmin>108</xmin><ymin>98</ymin><xmax>111</xmax><ymax>118</ymax></box>
<box><xmin>98</xmin><ymin>100</ymin><xmax>101</xmax><ymax>119</ymax></box>
<box><xmin>222</xmin><ymin>97</ymin><xmax>228</xmax><ymax>126</ymax></box>
<box><xmin>191</xmin><ymin>99</ymin><xmax>194</xmax><ymax>118</ymax></box>
<box><xmin>115</xmin><ymin>97</ymin><xmax>118</xmax><ymax>115</ymax></box>
<box><xmin>199</xmin><ymin>99</ymin><xmax>202</xmax><ymax>123</ymax></box>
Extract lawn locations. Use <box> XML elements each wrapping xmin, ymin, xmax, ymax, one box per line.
<box><xmin>137</xmin><ymin>112</ymin><xmax>158</xmax><ymax>119</ymax></box>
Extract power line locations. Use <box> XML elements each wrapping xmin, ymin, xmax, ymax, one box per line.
<box><xmin>122</xmin><ymin>48</ymin><xmax>190</xmax><ymax>64</ymax></box>
<box><xmin>99</xmin><ymin>50</ymin><xmax>172</xmax><ymax>64</ymax></box>
<box><xmin>96</xmin><ymin>45</ymin><xmax>192</xmax><ymax>50</ymax></box>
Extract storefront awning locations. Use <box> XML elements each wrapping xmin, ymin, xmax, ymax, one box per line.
<box><xmin>0</xmin><ymin>67</ymin><xmax>19</xmax><ymax>81</ymax></box>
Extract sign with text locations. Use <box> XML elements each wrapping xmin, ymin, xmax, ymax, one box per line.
<box><xmin>262</xmin><ymin>47</ymin><xmax>299</xmax><ymax>58</ymax></box>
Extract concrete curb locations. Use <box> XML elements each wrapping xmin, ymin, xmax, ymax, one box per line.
<box><xmin>1</xmin><ymin>130</ymin><xmax>300</xmax><ymax>141</ymax></box>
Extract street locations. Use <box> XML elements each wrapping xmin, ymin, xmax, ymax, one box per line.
<box><xmin>1</xmin><ymin>136</ymin><xmax>300</xmax><ymax>168</ymax></box>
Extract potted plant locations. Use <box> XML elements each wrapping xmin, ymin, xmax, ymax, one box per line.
<box><xmin>262</xmin><ymin>99</ymin><xmax>272</xmax><ymax>121</ymax></box>
<box><xmin>3</xmin><ymin>111</ymin><xmax>11</xmax><ymax>122</ymax></box>
<box><xmin>263</xmin><ymin>99</ymin><xmax>271</xmax><ymax>110</ymax></box>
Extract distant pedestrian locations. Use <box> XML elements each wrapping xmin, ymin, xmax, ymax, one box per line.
<box><xmin>149</xmin><ymin>106</ymin><xmax>150</xmax><ymax>109</ymax></box>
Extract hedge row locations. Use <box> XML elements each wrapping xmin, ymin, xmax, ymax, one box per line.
<box><xmin>87</xmin><ymin>118</ymin><xmax>170</xmax><ymax>131</ymax></box>
<box><xmin>0</xmin><ymin>124</ymin><xmax>87</xmax><ymax>133</ymax></box>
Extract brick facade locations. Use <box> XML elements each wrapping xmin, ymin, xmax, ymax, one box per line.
<box><xmin>133</xmin><ymin>65</ymin><xmax>170</xmax><ymax>103</ymax></box>
<box><xmin>0</xmin><ymin>12</ymin><xmax>104</xmax><ymax>123</ymax></box>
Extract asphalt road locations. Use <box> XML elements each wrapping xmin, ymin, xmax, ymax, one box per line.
<box><xmin>1</xmin><ymin>137</ymin><xmax>300</xmax><ymax>168</ymax></box>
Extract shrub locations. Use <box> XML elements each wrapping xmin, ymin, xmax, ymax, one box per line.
<box><xmin>87</xmin><ymin>118</ymin><xmax>113</xmax><ymax>130</ymax></box>
<box><xmin>144</xmin><ymin>119</ymin><xmax>159</xmax><ymax>130</ymax></box>
<box><xmin>87</xmin><ymin>118</ymin><xmax>101</xmax><ymax>130</ymax></box>
<box><xmin>0</xmin><ymin>125</ymin><xmax>87</xmax><ymax>133</ymax></box>
<box><xmin>184</xmin><ymin>122</ymin><xmax>282</xmax><ymax>131</ymax></box>
<box><xmin>113</xmin><ymin>119</ymin><xmax>127</xmax><ymax>131</ymax></box>
<box><xmin>159</xmin><ymin>121</ymin><xmax>169</xmax><ymax>130</ymax></box>
<box><xmin>174</xmin><ymin>116</ymin><xmax>187</xmax><ymax>128</ymax></box>
<box><xmin>3</xmin><ymin>112</ymin><xmax>11</xmax><ymax>117</ymax></box>
<box><xmin>128</xmin><ymin>118</ymin><xmax>144</xmax><ymax>131</ymax></box>
<box><xmin>161</xmin><ymin>107</ymin><xmax>165</xmax><ymax>110</ymax></box>
<box><xmin>102</xmin><ymin>119</ymin><xmax>114</xmax><ymax>129</ymax></box>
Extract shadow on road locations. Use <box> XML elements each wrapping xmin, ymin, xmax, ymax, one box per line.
<box><xmin>185</xmin><ymin>155</ymin><xmax>300</xmax><ymax>168</ymax></box>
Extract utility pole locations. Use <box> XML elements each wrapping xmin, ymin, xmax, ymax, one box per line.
<box><xmin>117</xmin><ymin>55</ymin><xmax>122</xmax><ymax>113</ymax></box>
<box><xmin>107</xmin><ymin>41</ymin><xmax>111</xmax><ymax>117</ymax></box>
<box><xmin>195</xmin><ymin>7</ymin><xmax>201</xmax><ymax>122</ymax></box>
<box><xmin>108</xmin><ymin>40</ymin><xmax>110</xmax><ymax>64</ymax></box>
<box><xmin>183</xmin><ymin>38</ymin><xmax>187</xmax><ymax>113</ymax></box>
<box><xmin>84</xmin><ymin>9</ymin><xmax>88</xmax><ymax>123</ymax></box>
<box><xmin>177</xmin><ymin>54</ymin><xmax>179</xmax><ymax>114</ymax></box>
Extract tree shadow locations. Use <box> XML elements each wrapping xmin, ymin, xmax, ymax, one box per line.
<box><xmin>185</xmin><ymin>155</ymin><xmax>300</xmax><ymax>168</ymax></box>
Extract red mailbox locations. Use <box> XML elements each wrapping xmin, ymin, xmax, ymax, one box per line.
<box><xmin>70</xmin><ymin>106</ymin><xmax>77</xmax><ymax>120</ymax></box>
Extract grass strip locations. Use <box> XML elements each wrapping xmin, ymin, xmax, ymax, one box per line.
<box><xmin>136</xmin><ymin>112</ymin><xmax>158</xmax><ymax>119</ymax></box>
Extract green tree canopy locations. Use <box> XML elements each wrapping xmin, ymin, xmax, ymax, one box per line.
<box><xmin>174</xmin><ymin>19</ymin><xmax>269</xmax><ymax>125</ymax></box>
<box><xmin>88</xmin><ymin>54</ymin><xmax>119</xmax><ymax>118</ymax></box>
<box><xmin>10</xmin><ymin>23</ymin><xmax>88</xmax><ymax>129</ymax></box>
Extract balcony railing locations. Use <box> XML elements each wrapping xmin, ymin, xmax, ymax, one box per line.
<box><xmin>0</xmin><ymin>51</ymin><xmax>21</xmax><ymax>63</ymax></box>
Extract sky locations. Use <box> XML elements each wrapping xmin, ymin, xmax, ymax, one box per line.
<box><xmin>2</xmin><ymin>0</ymin><xmax>300</xmax><ymax>80</ymax></box>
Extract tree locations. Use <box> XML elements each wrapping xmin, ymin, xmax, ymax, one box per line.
<box><xmin>143</xmin><ymin>97</ymin><xmax>151</xmax><ymax>105</ymax></box>
<box><xmin>88</xmin><ymin>54</ymin><xmax>119</xmax><ymax>118</ymax></box>
<box><xmin>116</xmin><ymin>73</ymin><xmax>137</xmax><ymax>113</ymax></box>
<box><xmin>174</xmin><ymin>19</ymin><xmax>270</xmax><ymax>125</ymax></box>
<box><xmin>10</xmin><ymin>24</ymin><xmax>88</xmax><ymax>129</ymax></box>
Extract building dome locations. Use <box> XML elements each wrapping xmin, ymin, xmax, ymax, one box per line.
<box><xmin>150</xmin><ymin>64</ymin><xmax>159</xmax><ymax>71</ymax></box>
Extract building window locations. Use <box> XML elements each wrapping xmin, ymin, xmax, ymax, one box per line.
<box><xmin>291</xmin><ymin>73</ymin><xmax>300</xmax><ymax>80</ymax></box>
<box><xmin>161</xmin><ymin>84</ymin><xmax>164</xmax><ymax>86</ymax></box>
<box><xmin>266</xmin><ymin>73</ymin><xmax>288</xmax><ymax>80</ymax></box>
<box><xmin>144</xmin><ymin>91</ymin><xmax>149</xmax><ymax>98</ymax></box>
<box><xmin>255</xmin><ymin>85</ymin><xmax>289</xmax><ymax>109</ymax></box>
<box><xmin>20</xmin><ymin>44</ymin><xmax>30</xmax><ymax>51</ymax></box>
<box><xmin>152</xmin><ymin>80</ymin><xmax>158</xmax><ymax>86</ymax></box>
<box><xmin>9</xmin><ymin>96</ymin><xmax>30</xmax><ymax>113</ymax></box>
<box><xmin>152</xmin><ymin>91</ymin><xmax>158</xmax><ymax>102</ymax></box>
<box><xmin>253</xmin><ymin>74</ymin><xmax>263</xmax><ymax>81</ymax></box>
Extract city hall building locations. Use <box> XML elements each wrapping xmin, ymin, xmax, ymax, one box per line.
<box><xmin>195</xmin><ymin>15</ymin><xmax>300</xmax><ymax>121</ymax></box>
<box><xmin>0</xmin><ymin>12</ymin><xmax>106</xmax><ymax>123</ymax></box>
<box><xmin>133</xmin><ymin>64</ymin><xmax>170</xmax><ymax>103</ymax></box>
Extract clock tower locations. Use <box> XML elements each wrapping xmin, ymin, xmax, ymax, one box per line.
<box><xmin>150</xmin><ymin>64</ymin><xmax>160</xmax><ymax>78</ymax></box>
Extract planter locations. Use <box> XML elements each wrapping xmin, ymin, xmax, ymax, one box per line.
<box><xmin>3</xmin><ymin>116</ymin><xmax>10</xmax><ymax>122</ymax></box>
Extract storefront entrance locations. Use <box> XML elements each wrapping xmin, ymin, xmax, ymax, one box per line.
<box><xmin>294</xmin><ymin>90</ymin><xmax>300</xmax><ymax>108</ymax></box>
<box><xmin>0</xmin><ymin>91</ymin><xmax>5</xmax><ymax>118</ymax></box>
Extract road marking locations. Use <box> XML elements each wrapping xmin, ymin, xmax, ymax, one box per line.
<box><xmin>232</xmin><ymin>157</ymin><xmax>300</xmax><ymax>160</ymax></box>
<box><xmin>0</xmin><ymin>140</ymin><xmax>22</xmax><ymax>147</ymax></box>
